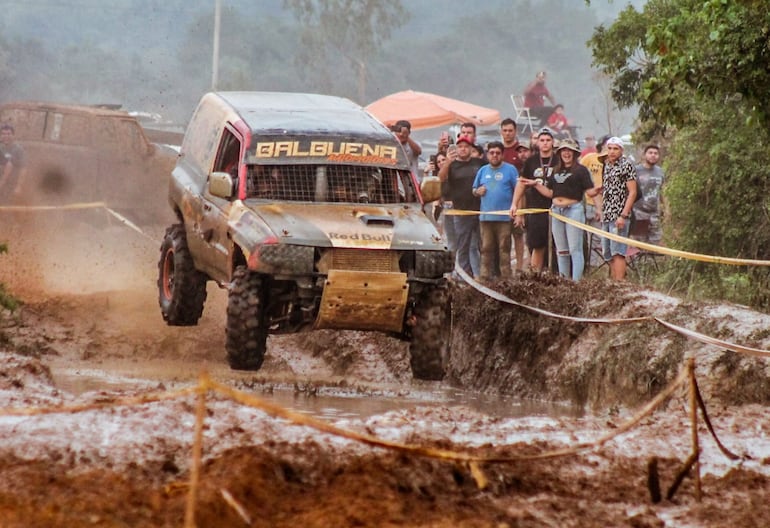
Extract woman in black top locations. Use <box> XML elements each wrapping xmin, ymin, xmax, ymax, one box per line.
<box><xmin>526</xmin><ymin>139</ymin><xmax>601</xmax><ymax>280</ymax></box>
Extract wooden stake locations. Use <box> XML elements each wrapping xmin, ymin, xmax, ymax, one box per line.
<box><xmin>688</xmin><ymin>358</ymin><xmax>702</xmax><ymax>501</ymax></box>
<box><xmin>184</xmin><ymin>374</ymin><xmax>208</xmax><ymax>528</ymax></box>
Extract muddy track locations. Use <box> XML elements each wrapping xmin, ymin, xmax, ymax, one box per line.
<box><xmin>2</xmin><ymin>215</ymin><xmax>770</xmax><ymax>527</ymax></box>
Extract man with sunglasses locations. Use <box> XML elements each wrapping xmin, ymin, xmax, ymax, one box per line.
<box><xmin>472</xmin><ymin>141</ymin><xmax>518</xmax><ymax>281</ymax></box>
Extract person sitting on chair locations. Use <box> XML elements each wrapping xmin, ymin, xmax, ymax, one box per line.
<box><xmin>523</xmin><ymin>71</ymin><xmax>557</xmax><ymax>123</ymax></box>
<box><xmin>546</xmin><ymin>104</ymin><xmax>572</xmax><ymax>140</ymax></box>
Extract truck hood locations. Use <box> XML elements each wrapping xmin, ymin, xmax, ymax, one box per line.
<box><xmin>229</xmin><ymin>201</ymin><xmax>445</xmax><ymax>251</ymax></box>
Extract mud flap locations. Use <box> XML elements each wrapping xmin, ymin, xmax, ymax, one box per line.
<box><xmin>315</xmin><ymin>270</ymin><xmax>408</xmax><ymax>333</ymax></box>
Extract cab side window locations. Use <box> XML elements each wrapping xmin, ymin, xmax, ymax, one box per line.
<box><xmin>212</xmin><ymin>128</ymin><xmax>242</xmax><ymax>197</ymax></box>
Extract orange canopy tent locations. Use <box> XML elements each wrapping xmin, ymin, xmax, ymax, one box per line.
<box><xmin>365</xmin><ymin>90</ymin><xmax>501</xmax><ymax>130</ymax></box>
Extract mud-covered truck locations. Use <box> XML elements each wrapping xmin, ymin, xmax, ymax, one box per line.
<box><xmin>157</xmin><ymin>92</ymin><xmax>454</xmax><ymax>379</ymax></box>
<box><xmin>0</xmin><ymin>101</ymin><xmax>178</xmax><ymax>225</ymax></box>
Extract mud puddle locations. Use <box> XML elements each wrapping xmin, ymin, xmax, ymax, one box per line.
<box><xmin>50</xmin><ymin>359</ymin><xmax>582</xmax><ymax>421</ymax></box>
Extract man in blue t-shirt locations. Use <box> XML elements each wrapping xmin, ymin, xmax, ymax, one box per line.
<box><xmin>472</xmin><ymin>141</ymin><xmax>518</xmax><ymax>280</ymax></box>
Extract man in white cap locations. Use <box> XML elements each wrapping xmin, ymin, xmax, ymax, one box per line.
<box><xmin>599</xmin><ymin>136</ymin><xmax>638</xmax><ymax>280</ymax></box>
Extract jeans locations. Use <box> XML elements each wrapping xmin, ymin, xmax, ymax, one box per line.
<box><xmin>551</xmin><ymin>202</ymin><xmax>586</xmax><ymax>280</ymax></box>
<box><xmin>452</xmin><ymin>215</ymin><xmax>480</xmax><ymax>277</ymax></box>
<box><xmin>480</xmin><ymin>221</ymin><xmax>512</xmax><ymax>279</ymax></box>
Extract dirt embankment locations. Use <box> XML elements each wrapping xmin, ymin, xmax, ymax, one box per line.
<box><xmin>3</xmin><ymin>215</ymin><xmax>770</xmax><ymax>527</ymax></box>
<box><xmin>450</xmin><ymin>274</ymin><xmax>770</xmax><ymax>410</ymax></box>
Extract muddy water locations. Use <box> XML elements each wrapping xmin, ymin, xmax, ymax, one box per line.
<box><xmin>51</xmin><ymin>360</ymin><xmax>582</xmax><ymax>421</ymax></box>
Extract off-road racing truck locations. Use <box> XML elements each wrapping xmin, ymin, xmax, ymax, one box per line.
<box><xmin>0</xmin><ymin>101</ymin><xmax>178</xmax><ymax>225</ymax></box>
<box><xmin>157</xmin><ymin>92</ymin><xmax>454</xmax><ymax>380</ymax></box>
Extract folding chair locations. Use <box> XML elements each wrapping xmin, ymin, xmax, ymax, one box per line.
<box><xmin>510</xmin><ymin>94</ymin><xmax>537</xmax><ymax>134</ymax></box>
<box><xmin>586</xmin><ymin>230</ymin><xmax>608</xmax><ymax>275</ymax></box>
<box><xmin>626</xmin><ymin>217</ymin><xmax>662</xmax><ymax>281</ymax></box>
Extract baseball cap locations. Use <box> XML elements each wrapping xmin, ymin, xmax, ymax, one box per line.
<box><xmin>456</xmin><ymin>134</ymin><xmax>474</xmax><ymax>145</ymax></box>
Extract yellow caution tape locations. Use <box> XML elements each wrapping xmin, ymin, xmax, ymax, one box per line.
<box><xmin>549</xmin><ymin>211</ymin><xmax>770</xmax><ymax>266</ymax></box>
<box><xmin>444</xmin><ymin>207</ymin><xmax>549</xmax><ymax>217</ymax></box>
<box><xmin>0</xmin><ymin>201</ymin><xmax>158</xmax><ymax>243</ymax></box>
<box><xmin>0</xmin><ymin>201</ymin><xmax>106</xmax><ymax>211</ymax></box>
<box><xmin>0</xmin><ymin>386</ymin><xmax>199</xmax><ymax>417</ymax></box>
<box><xmin>445</xmin><ymin>205</ymin><xmax>770</xmax><ymax>266</ymax></box>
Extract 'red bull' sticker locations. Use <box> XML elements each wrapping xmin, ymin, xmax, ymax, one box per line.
<box><xmin>326</xmin><ymin>230</ymin><xmax>393</xmax><ymax>249</ymax></box>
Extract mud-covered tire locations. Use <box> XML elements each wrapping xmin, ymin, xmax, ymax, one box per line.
<box><xmin>226</xmin><ymin>266</ymin><xmax>268</xmax><ymax>371</ymax></box>
<box><xmin>408</xmin><ymin>285</ymin><xmax>451</xmax><ymax>380</ymax></box>
<box><xmin>157</xmin><ymin>224</ymin><xmax>207</xmax><ymax>326</ymax></box>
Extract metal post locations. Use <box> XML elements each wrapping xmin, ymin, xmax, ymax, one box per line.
<box><xmin>211</xmin><ymin>0</ymin><xmax>221</xmax><ymax>91</ymax></box>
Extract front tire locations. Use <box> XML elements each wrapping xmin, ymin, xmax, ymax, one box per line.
<box><xmin>157</xmin><ymin>224</ymin><xmax>207</xmax><ymax>325</ymax></box>
<box><xmin>226</xmin><ymin>266</ymin><xmax>268</xmax><ymax>371</ymax></box>
<box><xmin>408</xmin><ymin>285</ymin><xmax>451</xmax><ymax>380</ymax></box>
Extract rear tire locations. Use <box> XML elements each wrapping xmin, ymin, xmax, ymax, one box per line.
<box><xmin>408</xmin><ymin>285</ymin><xmax>451</xmax><ymax>380</ymax></box>
<box><xmin>226</xmin><ymin>266</ymin><xmax>268</xmax><ymax>371</ymax></box>
<box><xmin>157</xmin><ymin>224</ymin><xmax>207</xmax><ymax>325</ymax></box>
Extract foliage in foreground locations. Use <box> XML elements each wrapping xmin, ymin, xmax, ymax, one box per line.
<box><xmin>589</xmin><ymin>0</ymin><xmax>770</xmax><ymax>311</ymax></box>
<box><xmin>0</xmin><ymin>243</ymin><xmax>19</xmax><ymax>312</ymax></box>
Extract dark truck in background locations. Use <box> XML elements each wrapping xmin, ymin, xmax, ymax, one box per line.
<box><xmin>157</xmin><ymin>91</ymin><xmax>454</xmax><ymax>380</ymax></box>
<box><xmin>0</xmin><ymin>101</ymin><xmax>179</xmax><ymax>225</ymax></box>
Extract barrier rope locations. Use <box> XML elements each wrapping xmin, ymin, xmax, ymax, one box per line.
<box><xmin>0</xmin><ymin>361</ymin><xmax>743</xmax><ymax>522</ymax></box>
<box><xmin>447</xmin><ymin>206</ymin><xmax>770</xmax><ymax>266</ymax></box>
<box><xmin>455</xmin><ymin>266</ymin><xmax>770</xmax><ymax>358</ymax></box>
<box><xmin>5</xmin><ymin>200</ymin><xmax>769</xmax><ymax>266</ymax></box>
<box><xmin>0</xmin><ymin>201</ymin><xmax>160</xmax><ymax>243</ymax></box>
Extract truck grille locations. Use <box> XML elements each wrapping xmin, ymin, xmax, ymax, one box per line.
<box><xmin>317</xmin><ymin>248</ymin><xmax>399</xmax><ymax>273</ymax></box>
<box><xmin>245</xmin><ymin>164</ymin><xmax>416</xmax><ymax>204</ymax></box>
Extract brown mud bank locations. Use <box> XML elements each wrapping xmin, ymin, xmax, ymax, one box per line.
<box><xmin>447</xmin><ymin>273</ymin><xmax>770</xmax><ymax>410</ymax></box>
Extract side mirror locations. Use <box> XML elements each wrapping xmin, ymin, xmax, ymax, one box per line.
<box><xmin>420</xmin><ymin>175</ymin><xmax>442</xmax><ymax>203</ymax></box>
<box><xmin>209</xmin><ymin>171</ymin><xmax>234</xmax><ymax>199</ymax></box>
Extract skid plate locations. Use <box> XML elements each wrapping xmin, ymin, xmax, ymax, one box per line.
<box><xmin>315</xmin><ymin>270</ymin><xmax>408</xmax><ymax>333</ymax></box>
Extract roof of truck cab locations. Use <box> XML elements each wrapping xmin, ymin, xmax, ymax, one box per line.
<box><xmin>0</xmin><ymin>100</ymin><xmax>135</xmax><ymax>118</ymax></box>
<box><xmin>215</xmin><ymin>91</ymin><xmax>393</xmax><ymax>139</ymax></box>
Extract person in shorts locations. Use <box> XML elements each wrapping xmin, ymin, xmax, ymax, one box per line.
<box><xmin>510</xmin><ymin>127</ymin><xmax>558</xmax><ymax>272</ymax></box>
<box><xmin>599</xmin><ymin>137</ymin><xmax>638</xmax><ymax>280</ymax></box>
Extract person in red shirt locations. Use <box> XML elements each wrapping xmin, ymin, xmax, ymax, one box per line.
<box><xmin>580</xmin><ymin>135</ymin><xmax>597</xmax><ymax>157</ymax></box>
<box><xmin>523</xmin><ymin>71</ymin><xmax>556</xmax><ymax>122</ymax></box>
<box><xmin>499</xmin><ymin>118</ymin><xmax>527</xmax><ymax>270</ymax></box>
<box><xmin>546</xmin><ymin>104</ymin><xmax>571</xmax><ymax>139</ymax></box>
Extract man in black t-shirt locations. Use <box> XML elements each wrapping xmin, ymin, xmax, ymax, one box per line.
<box><xmin>510</xmin><ymin>127</ymin><xmax>558</xmax><ymax>271</ymax></box>
<box><xmin>438</xmin><ymin>134</ymin><xmax>484</xmax><ymax>277</ymax></box>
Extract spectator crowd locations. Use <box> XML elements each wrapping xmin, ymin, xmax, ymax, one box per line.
<box><xmin>396</xmin><ymin>73</ymin><xmax>665</xmax><ymax>283</ymax></box>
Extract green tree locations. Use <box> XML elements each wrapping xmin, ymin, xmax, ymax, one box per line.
<box><xmin>589</xmin><ymin>0</ymin><xmax>770</xmax><ymax>309</ymax></box>
<box><xmin>282</xmin><ymin>0</ymin><xmax>408</xmax><ymax>104</ymax></box>
<box><xmin>0</xmin><ymin>243</ymin><xmax>19</xmax><ymax>312</ymax></box>
<box><xmin>590</xmin><ymin>0</ymin><xmax>770</xmax><ymax>135</ymax></box>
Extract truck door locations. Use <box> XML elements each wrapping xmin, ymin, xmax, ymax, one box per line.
<box><xmin>195</xmin><ymin>126</ymin><xmax>242</xmax><ymax>280</ymax></box>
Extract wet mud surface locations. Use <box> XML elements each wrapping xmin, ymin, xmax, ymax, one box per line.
<box><xmin>2</xmin><ymin>214</ymin><xmax>770</xmax><ymax>526</ymax></box>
